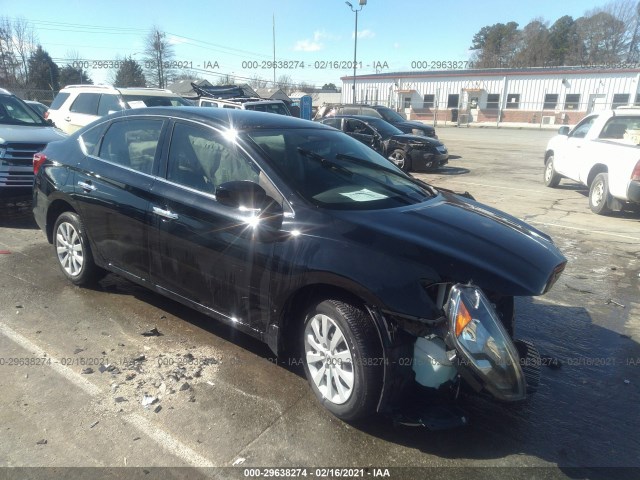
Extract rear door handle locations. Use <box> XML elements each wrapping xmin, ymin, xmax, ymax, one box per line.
<box><xmin>152</xmin><ymin>206</ymin><xmax>179</xmax><ymax>220</ymax></box>
<box><xmin>77</xmin><ymin>181</ymin><xmax>96</xmax><ymax>192</ymax></box>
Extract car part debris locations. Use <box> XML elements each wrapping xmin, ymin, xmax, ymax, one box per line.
<box><xmin>141</xmin><ymin>395</ymin><xmax>158</xmax><ymax>407</ymax></box>
<box><xmin>81</xmin><ymin>368</ymin><xmax>94</xmax><ymax>374</ymax></box>
<box><xmin>141</xmin><ymin>327</ymin><xmax>162</xmax><ymax>337</ymax></box>
<box><xmin>90</xmin><ymin>421</ymin><xmax>99</xmax><ymax>428</ymax></box>
<box><xmin>605</xmin><ymin>299</ymin><xmax>625</xmax><ymax>308</ymax></box>
<box><xmin>232</xmin><ymin>458</ymin><xmax>246</xmax><ymax>466</ymax></box>
<box><xmin>36</xmin><ymin>439</ymin><xmax>47</xmax><ymax>445</ymax></box>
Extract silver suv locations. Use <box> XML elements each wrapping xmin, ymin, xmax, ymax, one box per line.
<box><xmin>47</xmin><ymin>85</ymin><xmax>191</xmax><ymax>134</ymax></box>
<box><xmin>0</xmin><ymin>88</ymin><xmax>66</xmax><ymax>198</ymax></box>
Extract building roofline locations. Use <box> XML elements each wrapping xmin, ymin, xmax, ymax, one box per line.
<box><xmin>341</xmin><ymin>66</ymin><xmax>640</xmax><ymax>81</ymax></box>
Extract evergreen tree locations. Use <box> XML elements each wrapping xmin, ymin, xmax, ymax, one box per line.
<box><xmin>114</xmin><ymin>57</ymin><xmax>146</xmax><ymax>87</ymax></box>
<box><xmin>27</xmin><ymin>45</ymin><xmax>59</xmax><ymax>90</ymax></box>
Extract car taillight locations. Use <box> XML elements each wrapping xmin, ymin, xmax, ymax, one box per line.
<box><xmin>632</xmin><ymin>160</ymin><xmax>640</xmax><ymax>182</ymax></box>
<box><xmin>33</xmin><ymin>152</ymin><xmax>46</xmax><ymax>174</ymax></box>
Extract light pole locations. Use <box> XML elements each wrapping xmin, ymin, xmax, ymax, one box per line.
<box><xmin>346</xmin><ymin>0</ymin><xmax>366</xmax><ymax>104</ymax></box>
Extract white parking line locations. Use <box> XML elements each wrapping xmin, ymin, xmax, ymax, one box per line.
<box><xmin>0</xmin><ymin>322</ymin><xmax>216</xmax><ymax>468</ymax></box>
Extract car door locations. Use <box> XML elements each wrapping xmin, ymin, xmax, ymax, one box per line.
<box><xmin>66</xmin><ymin>93</ymin><xmax>101</xmax><ymax>133</ymax></box>
<box><xmin>553</xmin><ymin>115</ymin><xmax>598</xmax><ymax>180</ymax></box>
<box><xmin>147</xmin><ymin>120</ymin><xmax>279</xmax><ymax>331</ymax></box>
<box><xmin>343</xmin><ymin>119</ymin><xmax>380</xmax><ymax>151</ymax></box>
<box><xmin>74</xmin><ymin>117</ymin><xmax>166</xmax><ymax>281</ymax></box>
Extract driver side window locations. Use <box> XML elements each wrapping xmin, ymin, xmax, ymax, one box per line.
<box><xmin>167</xmin><ymin>122</ymin><xmax>259</xmax><ymax>194</ymax></box>
<box><xmin>570</xmin><ymin>116</ymin><xmax>597</xmax><ymax>139</ymax></box>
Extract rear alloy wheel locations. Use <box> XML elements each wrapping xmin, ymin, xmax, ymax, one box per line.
<box><xmin>388</xmin><ymin>149</ymin><xmax>409</xmax><ymax>172</ymax></box>
<box><xmin>589</xmin><ymin>173</ymin><xmax>612</xmax><ymax>215</ymax></box>
<box><xmin>302</xmin><ymin>299</ymin><xmax>382</xmax><ymax>421</ymax></box>
<box><xmin>544</xmin><ymin>154</ymin><xmax>561</xmax><ymax>187</ymax></box>
<box><xmin>53</xmin><ymin>211</ymin><xmax>102</xmax><ymax>285</ymax></box>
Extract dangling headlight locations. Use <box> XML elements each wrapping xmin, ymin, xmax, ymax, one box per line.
<box><xmin>446</xmin><ymin>284</ymin><xmax>526</xmax><ymax>401</ymax></box>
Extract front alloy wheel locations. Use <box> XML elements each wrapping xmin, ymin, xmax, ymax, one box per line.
<box><xmin>388</xmin><ymin>149</ymin><xmax>409</xmax><ymax>171</ymax></box>
<box><xmin>301</xmin><ymin>299</ymin><xmax>382</xmax><ymax>421</ymax></box>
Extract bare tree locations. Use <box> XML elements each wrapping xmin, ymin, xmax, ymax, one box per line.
<box><xmin>276</xmin><ymin>74</ymin><xmax>294</xmax><ymax>94</ymax></box>
<box><xmin>248</xmin><ymin>74</ymin><xmax>268</xmax><ymax>89</ymax></box>
<box><xmin>12</xmin><ymin>17</ymin><xmax>37</xmax><ymax>86</ymax></box>
<box><xmin>0</xmin><ymin>16</ymin><xmax>37</xmax><ymax>87</ymax></box>
<box><xmin>143</xmin><ymin>26</ymin><xmax>175</xmax><ymax>88</ymax></box>
<box><xmin>216</xmin><ymin>73</ymin><xmax>235</xmax><ymax>85</ymax></box>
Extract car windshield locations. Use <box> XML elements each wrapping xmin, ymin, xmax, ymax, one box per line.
<box><xmin>0</xmin><ymin>95</ymin><xmax>48</xmax><ymax>126</ymax></box>
<box><xmin>361</xmin><ymin>117</ymin><xmax>404</xmax><ymax>137</ymax></box>
<box><xmin>122</xmin><ymin>94</ymin><xmax>191</xmax><ymax>107</ymax></box>
<box><xmin>376</xmin><ymin>107</ymin><xmax>406</xmax><ymax>123</ymax></box>
<box><xmin>244</xmin><ymin>128</ymin><xmax>435</xmax><ymax>210</ymax></box>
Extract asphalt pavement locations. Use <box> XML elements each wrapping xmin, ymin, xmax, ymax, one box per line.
<box><xmin>0</xmin><ymin>126</ymin><xmax>638</xmax><ymax>480</ymax></box>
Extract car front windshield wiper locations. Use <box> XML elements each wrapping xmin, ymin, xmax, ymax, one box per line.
<box><xmin>335</xmin><ymin>153</ymin><xmax>437</xmax><ymax>198</ymax></box>
<box><xmin>297</xmin><ymin>147</ymin><xmax>352</xmax><ymax>177</ymax></box>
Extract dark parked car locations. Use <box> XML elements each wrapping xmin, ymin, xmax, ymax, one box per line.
<box><xmin>0</xmin><ymin>88</ymin><xmax>66</xmax><ymax>197</ymax></box>
<box><xmin>315</xmin><ymin>104</ymin><xmax>437</xmax><ymax>138</ymax></box>
<box><xmin>319</xmin><ymin>115</ymin><xmax>448</xmax><ymax>172</ymax></box>
<box><xmin>33</xmin><ymin>107</ymin><xmax>566</xmax><ymax>423</ymax></box>
<box><xmin>25</xmin><ymin>100</ymin><xmax>49</xmax><ymax>117</ymax></box>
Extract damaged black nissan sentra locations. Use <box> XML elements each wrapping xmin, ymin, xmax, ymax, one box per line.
<box><xmin>33</xmin><ymin>107</ymin><xmax>566</xmax><ymax>424</ymax></box>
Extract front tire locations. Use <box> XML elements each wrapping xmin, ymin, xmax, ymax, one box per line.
<box><xmin>53</xmin><ymin>211</ymin><xmax>102</xmax><ymax>285</ymax></box>
<box><xmin>388</xmin><ymin>149</ymin><xmax>410</xmax><ymax>172</ymax></box>
<box><xmin>589</xmin><ymin>173</ymin><xmax>612</xmax><ymax>215</ymax></box>
<box><xmin>544</xmin><ymin>154</ymin><xmax>561</xmax><ymax>187</ymax></box>
<box><xmin>301</xmin><ymin>299</ymin><xmax>382</xmax><ymax>421</ymax></box>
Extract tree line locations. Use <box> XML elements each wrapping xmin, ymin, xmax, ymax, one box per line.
<box><xmin>3</xmin><ymin>1</ymin><xmax>639</xmax><ymax>96</ymax></box>
<box><xmin>470</xmin><ymin>0</ymin><xmax>640</xmax><ymax>68</ymax></box>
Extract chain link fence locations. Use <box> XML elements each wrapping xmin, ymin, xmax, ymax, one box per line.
<box><xmin>7</xmin><ymin>88</ymin><xmax>58</xmax><ymax>106</ymax></box>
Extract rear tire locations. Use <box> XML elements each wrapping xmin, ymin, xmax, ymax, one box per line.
<box><xmin>53</xmin><ymin>211</ymin><xmax>103</xmax><ymax>285</ymax></box>
<box><xmin>301</xmin><ymin>299</ymin><xmax>382</xmax><ymax>421</ymax></box>
<box><xmin>544</xmin><ymin>154</ymin><xmax>561</xmax><ymax>187</ymax></box>
<box><xmin>589</xmin><ymin>173</ymin><xmax>612</xmax><ymax>215</ymax></box>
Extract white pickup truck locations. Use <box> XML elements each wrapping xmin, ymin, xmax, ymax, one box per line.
<box><xmin>544</xmin><ymin>107</ymin><xmax>640</xmax><ymax>214</ymax></box>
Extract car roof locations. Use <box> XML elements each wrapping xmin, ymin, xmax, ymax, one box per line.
<box><xmin>102</xmin><ymin>106</ymin><xmax>333</xmax><ymax>131</ymax></box>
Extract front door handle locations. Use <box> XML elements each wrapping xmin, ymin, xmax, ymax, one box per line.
<box><xmin>152</xmin><ymin>206</ymin><xmax>179</xmax><ymax>220</ymax></box>
<box><xmin>77</xmin><ymin>181</ymin><xmax>96</xmax><ymax>192</ymax></box>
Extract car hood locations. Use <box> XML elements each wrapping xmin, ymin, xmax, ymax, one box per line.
<box><xmin>395</xmin><ymin>120</ymin><xmax>435</xmax><ymax>133</ymax></box>
<box><xmin>389</xmin><ymin>133</ymin><xmax>443</xmax><ymax>147</ymax></box>
<box><xmin>336</xmin><ymin>191</ymin><xmax>566</xmax><ymax>296</ymax></box>
<box><xmin>0</xmin><ymin>124</ymin><xmax>67</xmax><ymax>144</ymax></box>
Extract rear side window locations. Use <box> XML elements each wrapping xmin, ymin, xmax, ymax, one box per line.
<box><xmin>98</xmin><ymin>119</ymin><xmax>163</xmax><ymax>173</ymax></box>
<box><xmin>599</xmin><ymin>116</ymin><xmax>640</xmax><ymax>143</ymax></box>
<box><xmin>97</xmin><ymin>94</ymin><xmax>122</xmax><ymax>116</ymax></box>
<box><xmin>79</xmin><ymin>123</ymin><xmax>109</xmax><ymax>156</ymax></box>
<box><xmin>70</xmin><ymin>93</ymin><xmax>101</xmax><ymax>115</ymax></box>
<box><xmin>49</xmin><ymin>92</ymin><xmax>70</xmax><ymax>110</ymax></box>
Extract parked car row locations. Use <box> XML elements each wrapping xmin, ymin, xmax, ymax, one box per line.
<box><xmin>31</xmin><ymin>106</ymin><xmax>566</xmax><ymax>423</ymax></box>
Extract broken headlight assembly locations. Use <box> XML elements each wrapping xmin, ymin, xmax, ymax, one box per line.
<box><xmin>445</xmin><ymin>284</ymin><xmax>527</xmax><ymax>401</ymax></box>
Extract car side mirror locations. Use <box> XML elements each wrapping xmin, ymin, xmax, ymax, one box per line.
<box><xmin>557</xmin><ymin>126</ymin><xmax>570</xmax><ymax>136</ymax></box>
<box><xmin>216</xmin><ymin>180</ymin><xmax>284</xmax><ymax>232</ymax></box>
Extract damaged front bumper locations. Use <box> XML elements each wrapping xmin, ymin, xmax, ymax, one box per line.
<box><xmin>371</xmin><ymin>284</ymin><xmax>541</xmax><ymax>428</ymax></box>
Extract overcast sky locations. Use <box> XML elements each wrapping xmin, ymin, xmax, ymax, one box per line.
<box><xmin>4</xmin><ymin>0</ymin><xmax>612</xmax><ymax>87</ymax></box>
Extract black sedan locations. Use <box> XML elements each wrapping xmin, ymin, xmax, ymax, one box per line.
<box><xmin>318</xmin><ymin>115</ymin><xmax>448</xmax><ymax>172</ymax></box>
<box><xmin>33</xmin><ymin>107</ymin><xmax>565</xmax><ymax>423</ymax></box>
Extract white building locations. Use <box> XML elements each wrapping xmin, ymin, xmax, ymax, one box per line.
<box><xmin>341</xmin><ymin>67</ymin><xmax>640</xmax><ymax>126</ymax></box>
